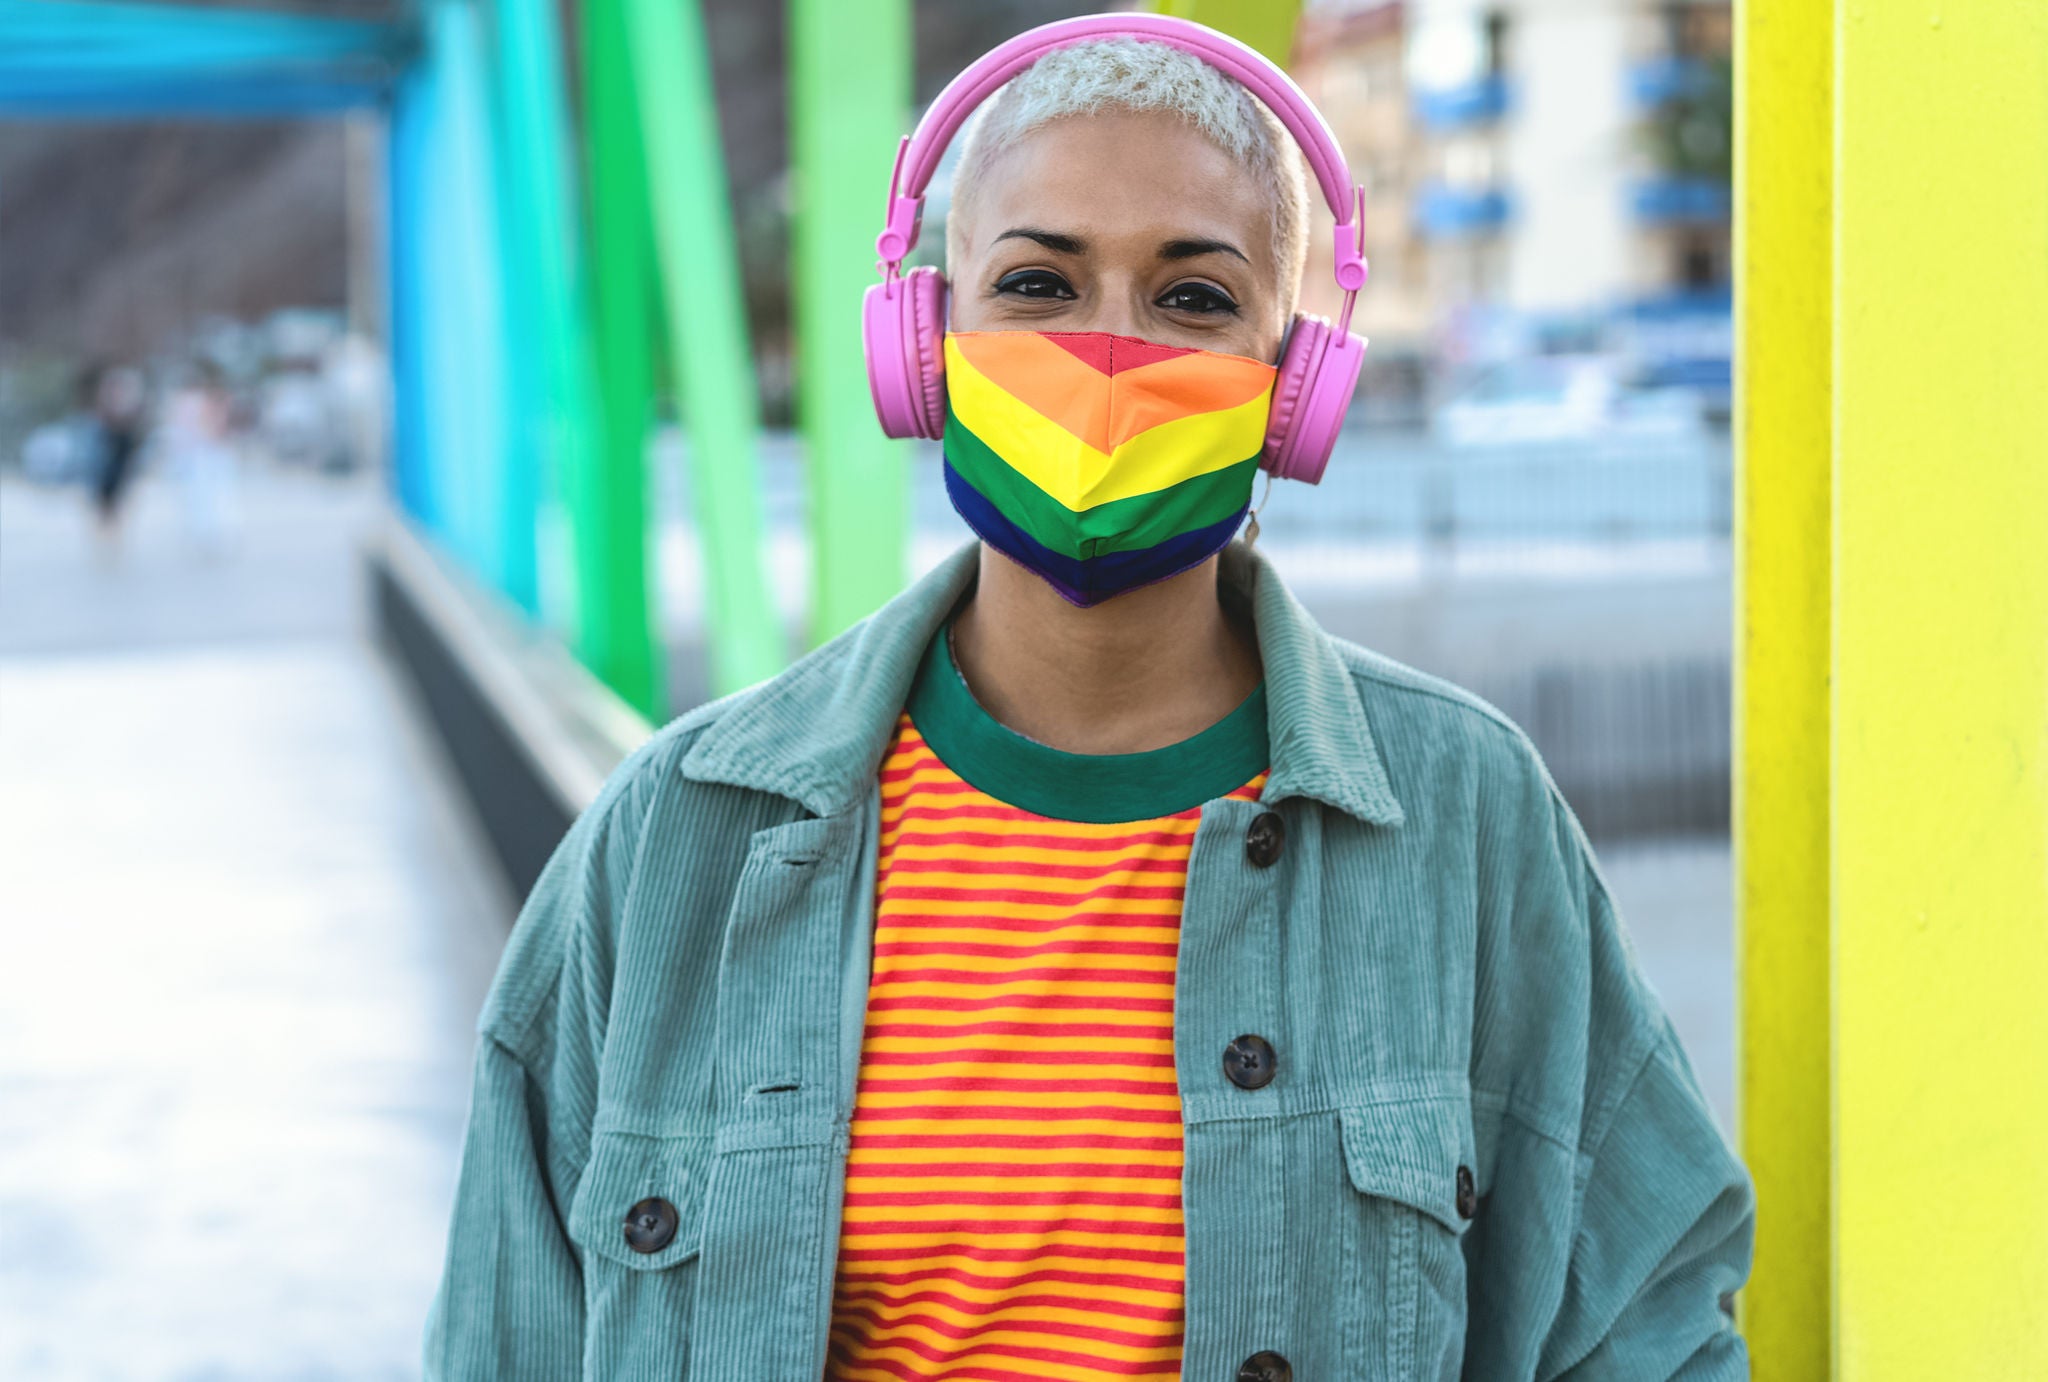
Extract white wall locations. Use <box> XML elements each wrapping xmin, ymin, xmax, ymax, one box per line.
<box><xmin>1499</xmin><ymin>0</ymin><xmax>1635</xmax><ymax>313</ymax></box>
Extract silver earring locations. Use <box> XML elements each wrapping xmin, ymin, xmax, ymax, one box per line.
<box><xmin>1243</xmin><ymin>470</ymin><xmax>1275</xmax><ymax>548</ymax></box>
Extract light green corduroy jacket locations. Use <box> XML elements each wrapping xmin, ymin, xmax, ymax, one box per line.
<box><xmin>423</xmin><ymin>537</ymin><xmax>1753</xmax><ymax>1381</ymax></box>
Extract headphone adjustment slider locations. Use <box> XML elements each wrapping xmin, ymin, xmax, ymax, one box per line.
<box><xmin>1331</xmin><ymin>237</ymin><xmax>1366</xmax><ymax>294</ymax></box>
<box><xmin>1329</xmin><ymin>182</ymin><xmax>1371</xmax><ymax>295</ymax></box>
<box><xmin>875</xmin><ymin>135</ymin><xmax>923</xmax><ymax>270</ymax></box>
<box><xmin>875</xmin><ymin>194</ymin><xmax>923</xmax><ymax>270</ymax></box>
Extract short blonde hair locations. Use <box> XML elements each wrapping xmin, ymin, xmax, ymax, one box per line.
<box><xmin>943</xmin><ymin>37</ymin><xmax>1312</xmax><ymax>302</ymax></box>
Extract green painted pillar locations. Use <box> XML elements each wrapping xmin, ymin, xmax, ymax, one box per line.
<box><xmin>790</xmin><ymin>0</ymin><xmax>912</xmax><ymax>646</ymax></box>
<box><xmin>580</xmin><ymin>0</ymin><xmax>664</xmax><ymax>718</ymax></box>
<box><xmin>624</xmin><ymin>0</ymin><xmax>784</xmax><ymax>696</ymax></box>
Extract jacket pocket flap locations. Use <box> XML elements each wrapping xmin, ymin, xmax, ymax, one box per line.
<box><xmin>568</xmin><ymin>1130</ymin><xmax>713</xmax><ymax>1270</ymax></box>
<box><xmin>1338</xmin><ymin>1098</ymin><xmax>1477</xmax><ymax>1235</ymax></box>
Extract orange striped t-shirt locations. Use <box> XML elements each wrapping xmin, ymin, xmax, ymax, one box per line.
<box><xmin>825</xmin><ymin>619</ymin><xmax>1269</xmax><ymax>1382</ymax></box>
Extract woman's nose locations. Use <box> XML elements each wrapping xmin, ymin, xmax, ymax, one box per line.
<box><xmin>1072</xmin><ymin>282</ymin><xmax>1146</xmax><ymax>338</ymax></box>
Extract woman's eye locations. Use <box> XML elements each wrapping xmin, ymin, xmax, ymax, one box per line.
<box><xmin>994</xmin><ymin>270</ymin><xmax>1074</xmax><ymax>300</ymax></box>
<box><xmin>1158</xmin><ymin>282</ymin><xmax>1239</xmax><ymax>315</ymax></box>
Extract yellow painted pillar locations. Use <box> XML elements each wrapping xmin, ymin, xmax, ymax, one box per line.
<box><xmin>1739</xmin><ymin>1</ymin><xmax>2048</xmax><ymax>1374</ymax></box>
<box><xmin>1731</xmin><ymin>0</ymin><xmax>1833</xmax><ymax>1371</ymax></box>
<box><xmin>1831</xmin><ymin>2</ymin><xmax>2048</xmax><ymax>1373</ymax></box>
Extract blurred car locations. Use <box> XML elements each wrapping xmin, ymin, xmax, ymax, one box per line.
<box><xmin>1434</xmin><ymin>354</ymin><xmax>1711</xmax><ymax>448</ymax></box>
<box><xmin>20</xmin><ymin>414</ymin><xmax>104</xmax><ymax>486</ymax></box>
<box><xmin>258</xmin><ymin>366</ymin><xmax>343</xmax><ymax>470</ymax></box>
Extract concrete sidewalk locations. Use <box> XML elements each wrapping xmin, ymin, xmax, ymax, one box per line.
<box><xmin>0</xmin><ymin>468</ymin><xmax>510</xmax><ymax>1380</ymax></box>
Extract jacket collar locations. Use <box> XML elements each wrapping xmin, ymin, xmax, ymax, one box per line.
<box><xmin>680</xmin><ymin>539</ymin><xmax>1406</xmax><ymax>828</ymax></box>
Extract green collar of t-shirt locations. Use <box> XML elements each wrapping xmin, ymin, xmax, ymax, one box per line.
<box><xmin>904</xmin><ymin>614</ymin><xmax>1270</xmax><ymax>823</ymax></box>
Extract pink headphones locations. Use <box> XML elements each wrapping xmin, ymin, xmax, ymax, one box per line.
<box><xmin>862</xmin><ymin>13</ymin><xmax>1369</xmax><ymax>484</ymax></box>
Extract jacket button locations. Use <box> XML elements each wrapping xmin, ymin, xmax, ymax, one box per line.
<box><xmin>623</xmin><ymin>1196</ymin><xmax>678</xmax><ymax>1253</ymax></box>
<box><xmin>1245</xmin><ymin>811</ymin><xmax>1286</xmax><ymax>868</ymax></box>
<box><xmin>1222</xmin><ymin>1033</ymin><xmax>1277</xmax><ymax>1090</ymax></box>
<box><xmin>1455</xmin><ymin>1164</ymin><xmax>1478</xmax><ymax>1219</ymax></box>
<box><xmin>1237</xmin><ymin>1351</ymin><xmax>1292</xmax><ymax>1382</ymax></box>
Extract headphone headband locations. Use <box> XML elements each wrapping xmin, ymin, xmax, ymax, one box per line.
<box><xmin>874</xmin><ymin>13</ymin><xmax>1368</xmax><ymax>297</ymax></box>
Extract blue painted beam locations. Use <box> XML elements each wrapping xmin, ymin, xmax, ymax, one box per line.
<box><xmin>0</xmin><ymin>0</ymin><xmax>410</xmax><ymax>116</ymax></box>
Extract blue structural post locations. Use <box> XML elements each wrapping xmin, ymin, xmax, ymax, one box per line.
<box><xmin>489</xmin><ymin>0</ymin><xmax>588</xmax><ymax>618</ymax></box>
<box><xmin>387</xmin><ymin>56</ymin><xmax>436</xmax><ymax>532</ymax></box>
<box><xmin>423</xmin><ymin>0</ymin><xmax>511</xmax><ymax>592</ymax></box>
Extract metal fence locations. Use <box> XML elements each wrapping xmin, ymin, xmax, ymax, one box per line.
<box><xmin>653</xmin><ymin>425</ymin><xmax>1736</xmax><ymax>843</ymax></box>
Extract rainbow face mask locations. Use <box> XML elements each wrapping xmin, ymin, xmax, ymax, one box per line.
<box><xmin>941</xmin><ymin>330</ymin><xmax>1278</xmax><ymax>607</ymax></box>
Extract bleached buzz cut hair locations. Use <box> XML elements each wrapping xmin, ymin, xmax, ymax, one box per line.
<box><xmin>943</xmin><ymin>37</ymin><xmax>1313</xmax><ymax>302</ymax></box>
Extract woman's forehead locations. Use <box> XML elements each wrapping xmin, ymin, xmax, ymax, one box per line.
<box><xmin>967</xmin><ymin>111</ymin><xmax>1275</xmax><ymax>263</ymax></box>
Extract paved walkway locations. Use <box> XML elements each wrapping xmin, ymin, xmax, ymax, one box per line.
<box><xmin>0</xmin><ymin>465</ymin><xmax>510</xmax><ymax>1380</ymax></box>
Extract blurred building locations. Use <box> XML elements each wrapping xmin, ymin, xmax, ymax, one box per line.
<box><xmin>1294</xmin><ymin>0</ymin><xmax>1732</xmax><ymax>407</ymax></box>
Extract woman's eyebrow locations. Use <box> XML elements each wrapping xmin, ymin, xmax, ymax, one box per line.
<box><xmin>1159</xmin><ymin>237</ymin><xmax>1249</xmax><ymax>265</ymax></box>
<box><xmin>994</xmin><ymin>227</ymin><xmax>1086</xmax><ymax>254</ymax></box>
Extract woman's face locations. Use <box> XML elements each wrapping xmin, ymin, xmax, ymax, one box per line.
<box><xmin>948</xmin><ymin>107</ymin><xmax>1291</xmax><ymax>363</ymax></box>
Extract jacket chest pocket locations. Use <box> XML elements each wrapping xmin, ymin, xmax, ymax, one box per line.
<box><xmin>566</xmin><ymin>1130</ymin><xmax>713</xmax><ymax>1380</ymax></box>
<box><xmin>1337</xmin><ymin>1097</ymin><xmax>1481</xmax><ymax>1380</ymax></box>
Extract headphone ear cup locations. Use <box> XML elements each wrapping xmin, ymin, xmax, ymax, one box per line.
<box><xmin>904</xmin><ymin>266</ymin><xmax>949</xmax><ymax>440</ymax></box>
<box><xmin>1261</xmin><ymin>312</ymin><xmax>1365</xmax><ymax>485</ymax></box>
<box><xmin>1263</xmin><ymin>314</ymin><xmax>1327</xmax><ymax>475</ymax></box>
<box><xmin>863</xmin><ymin>278</ymin><xmax>917</xmax><ymax>438</ymax></box>
<box><xmin>862</xmin><ymin>265</ymin><xmax>950</xmax><ymax>440</ymax></box>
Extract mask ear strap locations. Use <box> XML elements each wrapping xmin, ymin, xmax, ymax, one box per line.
<box><xmin>1243</xmin><ymin>468</ymin><xmax>1276</xmax><ymax>548</ymax></box>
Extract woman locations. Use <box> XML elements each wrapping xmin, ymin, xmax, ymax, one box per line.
<box><xmin>426</xmin><ymin>18</ymin><xmax>1752</xmax><ymax>1381</ymax></box>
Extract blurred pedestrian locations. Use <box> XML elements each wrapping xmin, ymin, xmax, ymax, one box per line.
<box><xmin>162</xmin><ymin>358</ymin><xmax>243</xmax><ymax>557</ymax></box>
<box><xmin>87</xmin><ymin>361</ymin><xmax>148</xmax><ymax>558</ymax></box>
